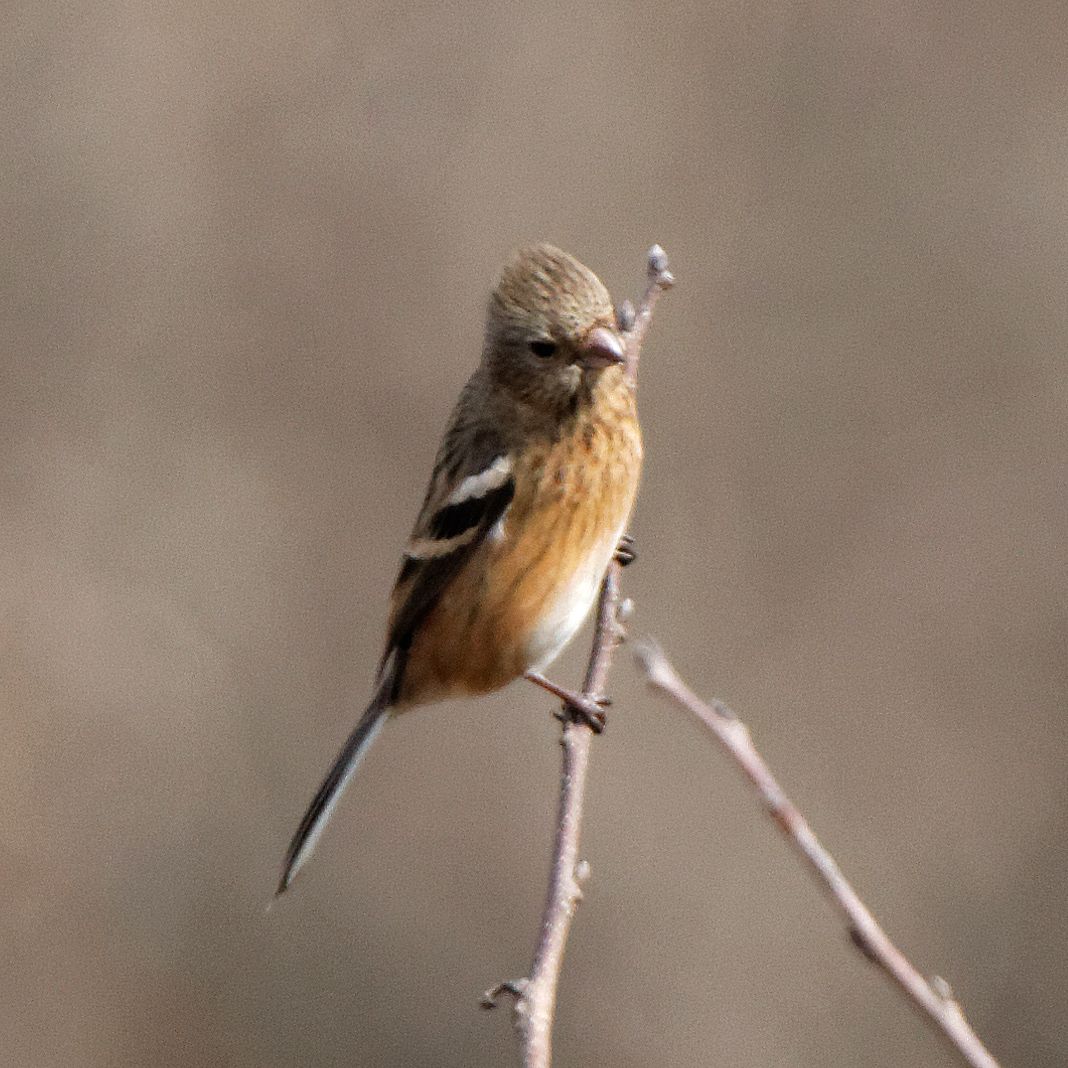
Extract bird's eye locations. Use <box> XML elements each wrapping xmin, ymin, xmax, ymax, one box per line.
<box><xmin>528</xmin><ymin>339</ymin><xmax>557</xmax><ymax>358</ymax></box>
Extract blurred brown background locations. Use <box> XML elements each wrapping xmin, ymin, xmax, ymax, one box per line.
<box><xmin>4</xmin><ymin>2</ymin><xmax>1066</xmax><ymax>1065</ymax></box>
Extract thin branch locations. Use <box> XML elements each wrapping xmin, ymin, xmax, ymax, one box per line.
<box><xmin>481</xmin><ymin>247</ymin><xmax>674</xmax><ymax>1068</ymax></box>
<box><xmin>514</xmin><ymin>566</ymin><xmax>622</xmax><ymax>1064</ymax></box>
<box><xmin>620</xmin><ymin>243</ymin><xmax>674</xmax><ymax>386</ymax></box>
<box><xmin>633</xmin><ymin>641</ymin><xmax>1002</xmax><ymax>1068</ymax></box>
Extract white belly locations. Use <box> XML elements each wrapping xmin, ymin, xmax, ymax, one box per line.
<box><xmin>524</xmin><ymin>519</ymin><xmax>625</xmax><ymax>672</ymax></box>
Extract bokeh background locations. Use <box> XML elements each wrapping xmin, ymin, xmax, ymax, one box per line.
<box><xmin>5</xmin><ymin>2</ymin><xmax>1066</xmax><ymax>1065</ymax></box>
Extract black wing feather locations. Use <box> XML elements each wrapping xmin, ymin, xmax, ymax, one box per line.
<box><xmin>386</xmin><ymin>477</ymin><xmax>514</xmax><ymax>655</ymax></box>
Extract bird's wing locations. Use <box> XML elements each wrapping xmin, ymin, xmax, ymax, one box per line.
<box><xmin>381</xmin><ymin>417</ymin><xmax>515</xmax><ymax>671</ymax></box>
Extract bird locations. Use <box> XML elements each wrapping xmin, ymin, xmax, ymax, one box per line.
<box><xmin>277</xmin><ymin>243</ymin><xmax>643</xmax><ymax>895</ymax></box>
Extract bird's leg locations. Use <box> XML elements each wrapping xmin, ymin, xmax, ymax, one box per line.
<box><xmin>614</xmin><ymin>532</ymin><xmax>637</xmax><ymax>567</ymax></box>
<box><xmin>524</xmin><ymin>671</ymin><xmax>608</xmax><ymax>733</ymax></box>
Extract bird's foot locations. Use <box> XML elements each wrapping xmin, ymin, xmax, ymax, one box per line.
<box><xmin>524</xmin><ymin>672</ymin><xmax>609</xmax><ymax>733</ymax></box>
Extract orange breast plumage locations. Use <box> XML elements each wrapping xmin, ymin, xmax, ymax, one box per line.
<box><xmin>398</xmin><ymin>372</ymin><xmax>641</xmax><ymax>705</ymax></box>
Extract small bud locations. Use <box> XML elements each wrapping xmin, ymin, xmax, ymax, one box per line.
<box><xmin>647</xmin><ymin>244</ymin><xmax>674</xmax><ymax>288</ymax></box>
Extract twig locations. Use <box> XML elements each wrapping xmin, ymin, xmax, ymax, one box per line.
<box><xmin>481</xmin><ymin>247</ymin><xmax>674</xmax><ymax>1068</ymax></box>
<box><xmin>513</xmin><ymin>567</ymin><xmax>621</xmax><ymax>1063</ymax></box>
<box><xmin>633</xmin><ymin>641</ymin><xmax>1002</xmax><ymax>1068</ymax></box>
<box><xmin>619</xmin><ymin>243</ymin><xmax>674</xmax><ymax>386</ymax></box>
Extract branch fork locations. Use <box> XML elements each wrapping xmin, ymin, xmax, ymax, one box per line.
<box><xmin>480</xmin><ymin>246</ymin><xmax>999</xmax><ymax>1068</ymax></box>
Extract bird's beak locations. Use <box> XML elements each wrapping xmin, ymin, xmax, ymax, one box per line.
<box><xmin>580</xmin><ymin>326</ymin><xmax>626</xmax><ymax>369</ymax></box>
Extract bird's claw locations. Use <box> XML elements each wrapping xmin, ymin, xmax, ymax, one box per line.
<box><xmin>552</xmin><ymin>696</ymin><xmax>607</xmax><ymax>733</ymax></box>
<box><xmin>614</xmin><ymin>533</ymin><xmax>637</xmax><ymax>567</ymax></box>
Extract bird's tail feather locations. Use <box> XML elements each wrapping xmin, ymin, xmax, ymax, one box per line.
<box><xmin>276</xmin><ymin>658</ymin><xmax>397</xmax><ymax>896</ymax></box>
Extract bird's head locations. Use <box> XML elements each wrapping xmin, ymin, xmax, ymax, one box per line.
<box><xmin>483</xmin><ymin>244</ymin><xmax>626</xmax><ymax>415</ymax></box>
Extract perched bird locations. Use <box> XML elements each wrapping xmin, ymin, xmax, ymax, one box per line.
<box><xmin>278</xmin><ymin>244</ymin><xmax>643</xmax><ymax>895</ymax></box>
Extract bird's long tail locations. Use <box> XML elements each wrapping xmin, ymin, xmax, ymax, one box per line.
<box><xmin>276</xmin><ymin>656</ymin><xmax>398</xmax><ymax>896</ymax></box>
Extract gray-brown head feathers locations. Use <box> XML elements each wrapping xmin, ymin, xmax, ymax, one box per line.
<box><xmin>482</xmin><ymin>244</ymin><xmax>623</xmax><ymax>415</ymax></box>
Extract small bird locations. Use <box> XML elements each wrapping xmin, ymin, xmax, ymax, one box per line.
<box><xmin>278</xmin><ymin>244</ymin><xmax>643</xmax><ymax>895</ymax></box>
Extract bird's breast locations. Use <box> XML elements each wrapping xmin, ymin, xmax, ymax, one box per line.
<box><xmin>493</xmin><ymin>390</ymin><xmax>642</xmax><ymax>674</ymax></box>
<box><xmin>399</xmin><ymin>382</ymin><xmax>641</xmax><ymax>703</ymax></box>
